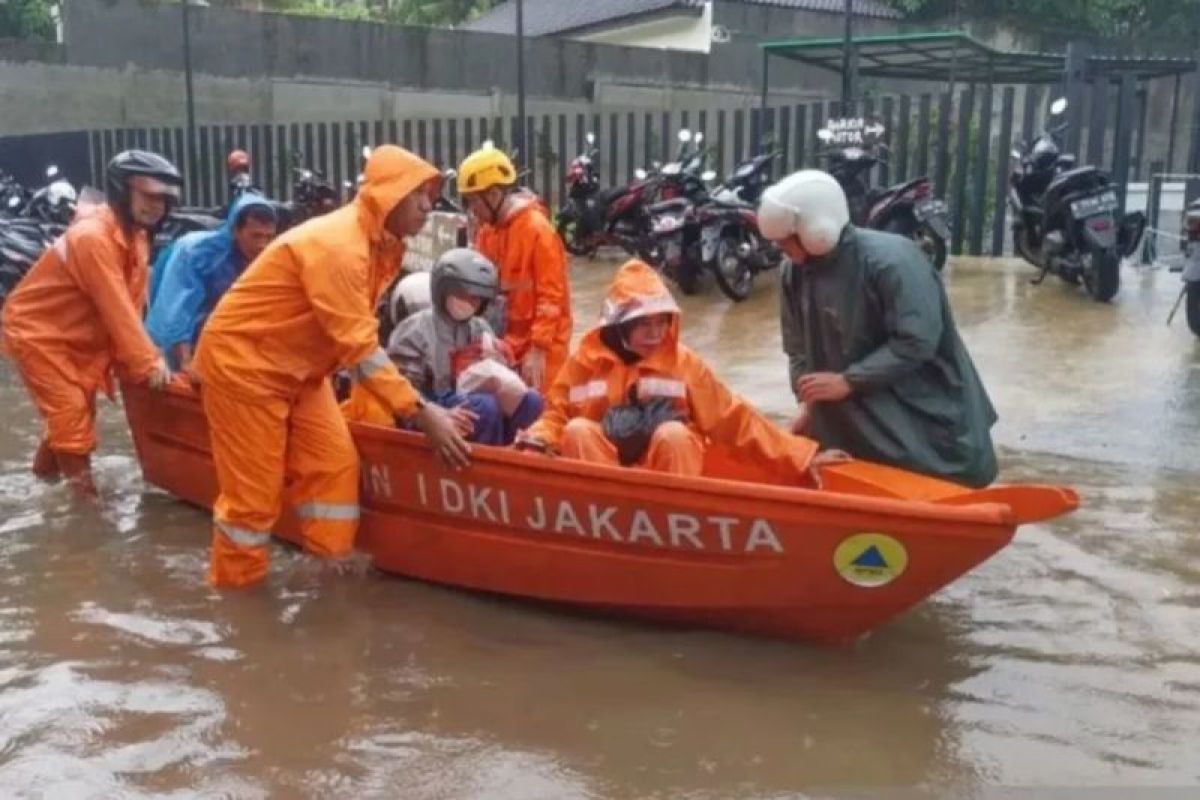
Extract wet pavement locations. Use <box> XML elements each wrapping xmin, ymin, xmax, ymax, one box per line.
<box><xmin>1</xmin><ymin>257</ymin><xmax>1198</xmax><ymax>798</ymax></box>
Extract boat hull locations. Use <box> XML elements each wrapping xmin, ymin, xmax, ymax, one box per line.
<box><xmin>121</xmin><ymin>382</ymin><xmax>1063</xmax><ymax>642</ymax></box>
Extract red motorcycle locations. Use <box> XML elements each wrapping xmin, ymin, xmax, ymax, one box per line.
<box><xmin>556</xmin><ymin>132</ymin><xmax>661</xmax><ymax>261</ymax></box>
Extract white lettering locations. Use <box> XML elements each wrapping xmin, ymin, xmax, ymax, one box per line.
<box><xmin>498</xmin><ymin>490</ymin><xmax>512</xmax><ymax>525</ymax></box>
<box><xmin>745</xmin><ymin>519</ymin><xmax>784</xmax><ymax>553</ymax></box>
<box><xmin>709</xmin><ymin>516</ymin><xmax>739</xmax><ymax>552</ymax></box>
<box><xmin>440</xmin><ymin>479</ymin><xmax>464</xmax><ymax>513</ymax></box>
<box><xmin>469</xmin><ymin>485</ymin><xmax>499</xmax><ymax>523</ymax></box>
<box><xmin>588</xmin><ymin>504</ymin><xmax>622</xmax><ymax>541</ymax></box>
<box><xmin>369</xmin><ymin>464</ymin><xmax>393</xmax><ymax>499</ymax></box>
<box><xmin>667</xmin><ymin>514</ymin><xmax>704</xmax><ymax>550</ymax></box>
<box><xmin>554</xmin><ymin>501</ymin><xmax>587</xmax><ymax>537</ymax></box>
<box><xmin>416</xmin><ymin>472</ymin><xmax>428</xmax><ymax>506</ymax></box>
<box><xmin>627</xmin><ymin>511</ymin><xmax>664</xmax><ymax>547</ymax></box>
<box><xmin>525</xmin><ymin>496</ymin><xmax>547</xmax><ymax>530</ymax></box>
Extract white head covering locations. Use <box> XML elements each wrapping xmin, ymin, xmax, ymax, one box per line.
<box><xmin>757</xmin><ymin>169</ymin><xmax>850</xmax><ymax>257</ymax></box>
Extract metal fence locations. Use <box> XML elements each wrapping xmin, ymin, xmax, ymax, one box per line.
<box><xmin>4</xmin><ymin>81</ymin><xmax>1197</xmax><ymax>259</ymax></box>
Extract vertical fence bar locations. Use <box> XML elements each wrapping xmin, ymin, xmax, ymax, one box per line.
<box><xmin>448</xmin><ymin>118</ymin><xmax>459</xmax><ymax>167</ymax></box>
<box><xmin>1143</xmin><ymin>160</ymin><xmax>1164</xmax><ymax>263</ymax></box>
<box><xmin>969</xmin><ymin>83</ymin><xmax>993</xmax><ymax>256</ymax></box>
<box><xmin>895</xmin><ymin>95</ymin><xmax>911</xmax><ymax>183</ymax></box>
<box><xmin>661</xmin><ymin>111</ymin><xmax>670</xmax><ymax>168</ymax></box>
<box><xmin>951</xmin><ymin>86</ymin><xmax>975</xmax><ymax>256</ymax></box>
<box><xmin>626</xmin><ymin>112</ymin><xmax>636</xmax><ymax>181</ymax></box>
<box><xmin>557</xmin><ymin>113</ymin><xmax>567</xmax><ymax>206</ymax></box>
<box><xmin>778</xmin><ymin>106</ymin><xmax>792</xmax><ymax>173</ymax></box>
<box><xmin>432</xmin><ymin>119</ymin><xmax>444</xmax><ymax>168</ymax></box>
<box><xmin>416</xmin><ymin>120</ymin><xmax>427</xmax><ymax>160</ymax></box>
<box><xmin>1020</xmin><ymin>86</ymin><xmax>1040</xmax><ymax>153</ymax></box>
<box><xmin>1112</xmin><ymin>73</ymin><xmax>1137</xmax><ymax>213</ymax></box>
<box><xmin>1132</xmin><ymin>87</ymin><xmax>1148</xmax><ymax>180</ymax></box>
<box><xmin>198</xmin><ymin>126</ymin><xmax>212</xmax><ymax>208</ymax></box>
<box><xmin>879</xmin><ymin>96</ymin><xmax>895</xmax><ymax>187</ymax></box>
<box><xmin>794</xmin><ymin>104</ymin><xmax>807</xmax><ymax>169</ymax></box>
<box><xmin>733</xmin><ymin>109</ymin><xmax>745</xmax><ymax>165</ymax></box>
<box><xmin>1086</xmin><ymin>81</ymin><xmax>1109</xmax><ymax>169</ymax></box>
<box><xmin>330</xmin><ymin>122</ymin><xmax>343</xmax><ymax>190</ymax></box>
<box><xmin>992</xmin><ymin>86</ymin><xmax>1016</xmax><ymax>256</ymax></box>
<box><xmin>916</xmin><ymin>94</ymin><xmax>932</xmax><ymax>178</ymax></box>
<box><xmin>716</xmin><ymin>109</ymin><xmax>727</xmax><ymax>176</ymax></box>
<box><xmin>935</xmin><ymin>92</ymin><xmax>953</xmax><ymax>199</ymax></box>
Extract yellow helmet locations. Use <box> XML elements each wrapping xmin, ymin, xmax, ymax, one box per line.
<box><xmin>457</xmin><ymin>145</ymin><xmax>517</xmax><ymax>195</ymax></box>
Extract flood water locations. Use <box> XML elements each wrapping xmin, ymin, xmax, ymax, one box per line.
<box><xmin>1</xmin><ymin>257</ymin><xmax>1198</xmax><ymax>798</ymax></box>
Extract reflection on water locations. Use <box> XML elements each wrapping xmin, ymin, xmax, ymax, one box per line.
<box><xmin>1</xmin><ymin>258</ymin><xmax>1198</xmax><ymax>797</ymax></box>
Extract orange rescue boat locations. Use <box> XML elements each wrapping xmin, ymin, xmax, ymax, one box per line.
<box><xmin>122</xmin><ymin>380</ymin><xmax>1078</xmax><ymax>643</ymax></box>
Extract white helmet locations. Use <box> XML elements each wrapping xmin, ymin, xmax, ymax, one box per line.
<box><xmin>758</xmin><ymin>169</ymin><xmax>849</xmax><ymax>257</ymax></box>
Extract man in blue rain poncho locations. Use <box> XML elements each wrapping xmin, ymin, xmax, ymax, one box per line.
<box><xmin>146</xmin><ymin>193</ymin><xmax>278</xmax><ymax>374</ymax></box>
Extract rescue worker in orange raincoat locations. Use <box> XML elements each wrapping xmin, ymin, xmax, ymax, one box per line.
<box><xmin>193</xmin><ymin>145</ymin><xmax>471</xmax><ymax>589</ymax></box>
<box><xmin>515</xmin><ymin>259</ymin><xmax>847</xmax><ymax>478</ymax></box>
<box><xmin>2</xmin><ymin>150</ymin><xmax>180</xmax><ymax>496</ymax></box>
<box><xmin>457</xmin><ymin>145</ymin><xmax>571</xmax><ymax>393</ymax></box>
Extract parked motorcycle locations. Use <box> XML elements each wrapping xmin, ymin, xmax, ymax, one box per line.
<box><xmin>556</xmin><ymin>132</ymin><xmax>661</xmax><ymax>261</ymax></box>
<box><xmin>818</xmin><ymin>122</ymin><xmax>950</xmax><ymax>271</ymax></box>
<box><xmin>1167</xmin><ymin>195</ymin><xmax>1200</xmax><ymax>337</ymax></box>
<box><xmin>1008</xmin><ymin>97</ymin><xmax>1146</xmax><ymax>302</ymax></box>
<box><xmin>0</xmin><ymin>166</ymin><xmax>79</xmax><ymax>309</ymax></box>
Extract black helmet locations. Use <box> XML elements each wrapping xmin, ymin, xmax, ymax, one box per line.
<box><xmin>105</xmin><ymin>150</ymin><xmax>183</xmax><ymax>212</ymax></box>
<box><xmin>430</xmin><ymin>248</ymin><xmax>498</xmax><ymax>318</ymax></box>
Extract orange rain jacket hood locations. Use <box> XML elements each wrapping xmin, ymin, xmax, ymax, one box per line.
<box><xmin>194</xmin><ymin>145</ymin><xmax>436</xmax><ymax>416</ymax></box>
<box><xmin>526</xmin><ymin>260</ymin><xmax>819</xmax><ymax>478</ymax></box>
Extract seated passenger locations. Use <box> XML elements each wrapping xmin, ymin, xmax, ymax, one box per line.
<box><xmin>145</xmin><ymin>193</ymin><xmax>278</xmax><ymax>373</ymax></box>
<box><xmin>516</xmin><ymin>259</ymin><xmax>847</xmax><ymax>478</ymax></box>
<box><xmin>343</xmin><ymin>248</ymin><xmax>542</xmax><ymax>445</ymax></box>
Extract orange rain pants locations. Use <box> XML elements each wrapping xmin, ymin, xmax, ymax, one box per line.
<box><xmin>561</xmin><ymin>418</ymin><xmax>705</xmax><ymax>476</ymax></box>
<box><xmin>194</xmin><ymin>145</ymin><xmax>434</xmax><ymax>587</ymax></box>
<box><xmin>203</xmin><ymin>379</ymin><xmax>359</xmax><ymax>587</ymax></box>
<box><xmin>2</xmin><ymin>206</ymin><xmax>161</xmax><ymax>459</ymax></box>
<box><xmin>474</xmin><ymin>196</ymin><xmax>572</xmax><ymax>393</ymax></box>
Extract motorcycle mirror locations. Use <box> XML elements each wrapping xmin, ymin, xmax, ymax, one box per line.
<box><xmin>7</xmin><ymin>196</ymin><xmax>20</xmax><ymax>209</ymax></box>
<box><xmin>586</xmin><ymin>132</ymin><xmax>596</xmax><ymax>145</ymax></box>
<box><xmin>701</xmin><ymin>170</ymin><xmax>716</xmax><ymax>182</ymax></box>
<box><xmin>678</xmin><ymin>129</ymin><xmax>693</xmax><ymax>143</ymax></box>
<box><xmin>481</xmin><ymin>139</ymin><xmax>495</xmax><ymax>150</ymax></box>
<box><xmin>1011</xmin><ymin>148</ymin><xmax>1022</xmax><ymax>160</ymax></box>
<box><xmin>361</xmin><ymin>145</ymin><xmax>372</xmax><ymax>160</ymax></box>
<box><xmin>634</xmin><ymin>168</ymin><xmax>648</xmax><ymax>180</ymax></box>
<box><xmin>46</xmin><ymin>165</ymin><xmax>59</xmax><ymax>179</ymax></box>
<box><xmin>443</xmin><ymin>168</ymin><xmax>458</xmax><ymax>182</ymax></box>
<box><xmin>694</xmin><ymin>132</ymin><xmax>705</xmax><ymax>145</ymax></box>
<box><xmin>817</xmin><ymin>128</ymin><xmax>833</xmax><ymax>142</ymax></box>
<box><xmin>1051</xmin><ymin>97</ymin><xmax>1068</xmax><ymax>115</ymax></box>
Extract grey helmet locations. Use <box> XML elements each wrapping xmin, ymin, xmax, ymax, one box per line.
<box><xmin>105</xmin><ymin>150</ymin><xmax>183</xmax><ymax>225</ymax></box>
<box><xmin>430</xmin><ymin>248</ymin><xmax>498</xmax><ymax>318</ymax></box>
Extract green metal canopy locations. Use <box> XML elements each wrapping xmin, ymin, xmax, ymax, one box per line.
<box><xmin>761</xmin><ymin>31</ymin><xmax>1196</xmax><ymax>85</ymax></box>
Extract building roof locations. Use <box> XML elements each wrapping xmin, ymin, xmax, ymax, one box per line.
<box><xmin>463</xmin><ymin>0</ymin><xmax>901</xmax><ymax>37</ymax></box>
<box><xmin>762</xmin><ymin>31</ymin><xmax>1197</xmax><ymax>84</ymax></box>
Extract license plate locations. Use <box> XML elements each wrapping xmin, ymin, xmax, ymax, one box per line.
<box><xmin>652</xmin><ymin>215</ymin><xmax>683</xmax><ymax>233</ymax></box>
<box><xmin>1071</xmin><ymin>191</ymin><xmax>1118</xmax><ymax>218</ymax></box>
<box><xmin>914</xmin><ymin>199</ymin><xmax>947</xmax><ymax>222</ymax></box>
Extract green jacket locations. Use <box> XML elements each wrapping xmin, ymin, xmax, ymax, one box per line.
<box><xmin>780</xmin><ymin>227</ymin><xmax>998</xmax><ymax>487</ymax></box>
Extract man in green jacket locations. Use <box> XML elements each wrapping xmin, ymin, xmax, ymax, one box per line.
<box><xmin>758</xmin><ymin>169</ymin><xmax>998</xmax><ymax>488</ymax></box>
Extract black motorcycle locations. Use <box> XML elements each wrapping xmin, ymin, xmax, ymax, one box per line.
<box><xmin>0</xmin><ymin>166</ymin><xmax>78</xmax><ymax>309</ymax></box>
<box><xmin>1008</xmin><ymin>97</ymin><xmax>1145</xmax><ymax>302</ymax></box>
<box><xmin>819</xmin><ymin>122</ymin><xmax>950</xmax><ymax>271</ymax></box>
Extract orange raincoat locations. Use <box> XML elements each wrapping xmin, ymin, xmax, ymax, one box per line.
<box><xmin>474</xmin><ymin>194</ymin><xmax>571</xmax><ymax>392</ymax></box>
<box><xmin>193</xmin><ymin>145</ymin><xmax>434</xmax><ymax>588</ymax></box>
<box><xmin>2</xmin><ymin>205</ymin><xmax>161</xmax><ymax>456</ymax></box>
<box><xmin>526</xmin><ymin>260</ymin><xmax>819</xmax><ymax>478</ymax></box>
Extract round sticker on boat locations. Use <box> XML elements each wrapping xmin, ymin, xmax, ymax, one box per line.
<box><xmin>834</xmin><ymin>533</ymin><xmax>908</xmax><ymax>588</ymax></box>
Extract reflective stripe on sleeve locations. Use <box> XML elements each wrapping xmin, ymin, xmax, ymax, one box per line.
<box><xmin>351</xmin><ymin>347</ymin><xmax>391</xmax><ymax>384</ymax></box>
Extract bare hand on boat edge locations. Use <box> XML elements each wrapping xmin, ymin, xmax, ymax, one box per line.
<box><xmin>410</xmin><ymin>403</ymin><xmax>472</xmax><ymax>470</ymax></box>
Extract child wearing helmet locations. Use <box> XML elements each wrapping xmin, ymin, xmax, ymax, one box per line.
<box><xmin>759</xmin><ymin>169</ymin><xmax>998</xmax><ymax>488</ymax></box>
<box><xmin>343</xmin><ymin>248</ymin><xmax>543</xmax><ymax>445</ymax></box>
<box><xmin>456</xmin><ymin>144</ymin><xmax>571</xmax><ymax>394</ymax></box>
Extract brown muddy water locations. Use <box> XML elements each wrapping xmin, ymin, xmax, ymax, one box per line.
<box><xmin>1</xmin><ymin>257</ymin><xmax>1198</xmax><ymax>799</ymax></box>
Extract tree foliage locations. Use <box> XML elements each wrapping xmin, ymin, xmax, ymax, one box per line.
<box><xmin>0</xmin><ymin>0</ymin><xmax>57</xmax><ymax>40</ymax></box>
<box><xmin>887</xmin><ymin>0</ymin><xmax>1200</xmax><ymax>51</ymax></box>
<box><xmin>246</xmin><ymin>0</ymin><xmax>499</xmax><ymax>26</ymax></box>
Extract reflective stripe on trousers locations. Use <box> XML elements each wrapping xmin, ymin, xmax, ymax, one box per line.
<box><xmin>295</xmin><ymin>502</ymin><xmax>360</xmax><ymax>521</ymax></box>
<box><xmin>215</xmin><ymin>518</ymin><xmax>271</xmax><ymax>548</ymax></box>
